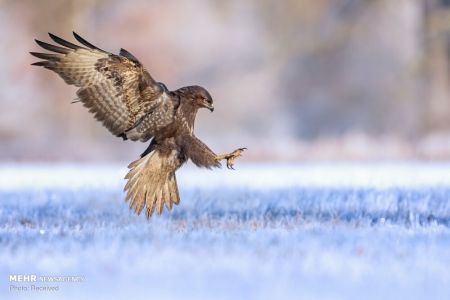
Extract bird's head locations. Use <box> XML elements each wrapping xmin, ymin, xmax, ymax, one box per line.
<box><xmin>179</xmin><ymin>85</ymin><xmax>214</xmax><ymax>112</ymax></box>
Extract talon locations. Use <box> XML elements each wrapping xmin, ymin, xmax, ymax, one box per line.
<box><xmin>217</xmin><ymin>147</ymin><xmax>246</xmax><ymax>170</ymax></box>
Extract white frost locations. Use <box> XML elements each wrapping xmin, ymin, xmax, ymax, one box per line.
<box><xmin>1</xmin><ymin>162</ymin><xmax>450</xmax><ymax>300</ymax></box>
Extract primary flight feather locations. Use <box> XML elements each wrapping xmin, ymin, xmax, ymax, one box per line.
<box><xmin>31</xmin><ymin>32</ymin><xmax>245</xmax><ymax>218</ymax></box>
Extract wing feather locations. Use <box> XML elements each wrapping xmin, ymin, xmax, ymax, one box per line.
<box><xmin>72</xmin><ymin>31</ymin><xmax>105</xmax><ymax>51</ymax></box>
<box><xmin>29</xmin><ymin>52</ymin><xmax>61</xmax><ymax>61</ymax></box>
<box><xmin>31</xmin><ymin>33</ymin><xmax>170</xmax><ymax>140</ymax></box>
<box><xmin>119</xmin><ymin>48</ymin><xmax>140</xmax><ymax>63</ymax></box>
<box><xmin>34</xmin><ymin>39</ymin><xmax>69</xmax><ymax>54</ymax></box>
<box><xmin>48</xmin><ymin>32</ymin><xmax>83</xmax><ymax>50</ymax></box>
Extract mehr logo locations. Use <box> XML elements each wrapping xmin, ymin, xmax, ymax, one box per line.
<box><xmin>9</xmin><ymin>275</ymin><xmax>37</xmax><ymax>282</ymax></box>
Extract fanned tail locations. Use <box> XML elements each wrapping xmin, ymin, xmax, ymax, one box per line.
<box><xmin>124</xmin><ymin>150</ymin><xmax>180</xmax><ymax>219</ymax></box>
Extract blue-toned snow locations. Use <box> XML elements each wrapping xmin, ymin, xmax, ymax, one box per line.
<box><xmin>1</xmin><ymin>162</ymin><xmax>450</xmax><ymax>300</ymax></box>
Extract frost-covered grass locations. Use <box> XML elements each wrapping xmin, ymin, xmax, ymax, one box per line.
<box><xmin>1</xmin><ymin>162</ymin><xmax>450</xmax><ymax>300</ymax></box>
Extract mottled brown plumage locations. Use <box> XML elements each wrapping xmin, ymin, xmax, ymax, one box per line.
<box><xmin>31</xmin><ymin>32</ymin><xmax>245</xmax><ymax>218</ymax></box>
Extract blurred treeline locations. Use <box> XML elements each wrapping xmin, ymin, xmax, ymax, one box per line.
<box><xmin>1</xmin><ymin>0</ymin><xmax>450</xmax><ymax>161</ymax></box>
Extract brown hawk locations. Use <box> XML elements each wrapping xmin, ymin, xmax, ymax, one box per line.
<box><xmin>30</xmin><ymin>32</ymin><xmax>245</xmax><ymax>219</ymax></box>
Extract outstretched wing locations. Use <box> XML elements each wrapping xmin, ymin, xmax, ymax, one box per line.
<box><xmin>124</xmin><ymin>143</ymin><xmax>184</xmax><ymax>219</ymax></box>
<box><xmin>30</xmin><ymin>32</ymin><xmax>168</xmax><ymax>140</ymax></box>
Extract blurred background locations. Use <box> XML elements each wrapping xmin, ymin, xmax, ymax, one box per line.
<box><xmin>1</xmin><ymin>0</ymin><xmax>450</xmax><ymax>161</ymax></box>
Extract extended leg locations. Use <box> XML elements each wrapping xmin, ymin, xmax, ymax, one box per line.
<box><xmin>215</xmin><ymin>148</ymin><xmax>246</xmax><ymax>169</ymax></box>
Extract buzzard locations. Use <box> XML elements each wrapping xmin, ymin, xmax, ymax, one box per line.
<box><xmin>30</xmin><ymin>32</ymin><xmax>245</xmax><ymax>219</ymax></box>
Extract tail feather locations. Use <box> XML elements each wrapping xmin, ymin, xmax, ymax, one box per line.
<box><xmin>155</xmin><ymin>188</ymin><xmax>164</xmax><ymax>215</ymax></box>
<box><xmin>168</xmin><ymin>174</ymin><xmax>180</xmax><ymax>205</ymax></box>
<box><xmin>145</xmin><ymin>189</ymin><xmax>156</xmax><ymax>218</ymax></box>
<box><xmin>124</xmin><ymin>149</ymin><xmax>181</xmax><ymax>219</ymax></box>
<box><xmin>162</xmin><ymin>182</ymin><xmax>172</xmax><ymax>210</ymax></box>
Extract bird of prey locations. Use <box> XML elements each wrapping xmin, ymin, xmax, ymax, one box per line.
<box><xmin>30</xmin><ymin>32</ymin><xmax>245</xmax><ymax>219</ymax></box>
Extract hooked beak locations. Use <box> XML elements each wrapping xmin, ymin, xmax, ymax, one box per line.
<box><xmin>205</xmin><ymin>103</ymin><xmax>214</xmax><ymax>112</ymax></box>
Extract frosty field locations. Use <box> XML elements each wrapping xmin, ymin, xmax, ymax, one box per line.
<box><xmin>1</xmin><ymin>162</ymin><xmax>450</xmax><ymax>300</ymax></box>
